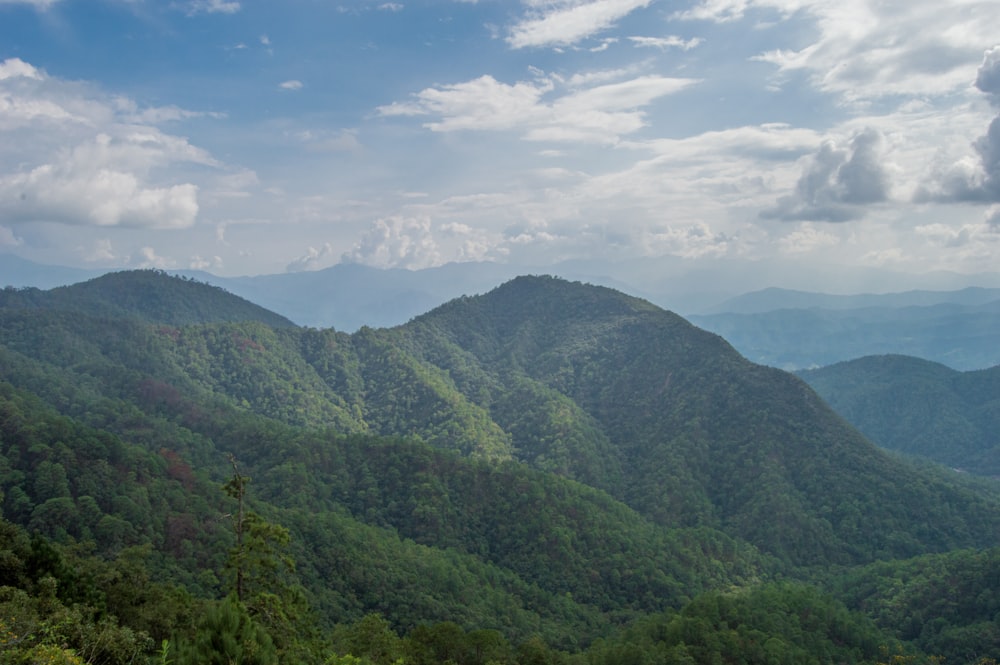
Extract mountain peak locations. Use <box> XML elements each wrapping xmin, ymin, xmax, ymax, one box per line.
<box><xmin>1</xmin><ymin>269</ymin><xmax>297</xmax><ymax>328</ymax></box>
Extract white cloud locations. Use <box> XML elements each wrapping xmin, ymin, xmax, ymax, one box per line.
<box><xmin>0</xmin><ymin>58</ymin><xmax>220</xmax><ymax>230</ymax></box>
<box><xmin>507</xmin><ymin>0</ymin><xmax>652</xmax><ymax>49</ymax></box>
<box><xmin>915</xmin><ymin>46</ymin><xmax>1000</xmax><ymax>204</ymax></box>
<box><xmin>0</xmin><ymin>58</ymin><xmax>42</xmax><ymax>81</ymax></box>
<box><xmin>280</xmin><ymin>80</ymin><xmax>304</xmax><ymax>91</ymax></box>
<box><xmin>83</xmin><ymin>239</ymin><xmax>116</xmax><ymax>263</ymax></box>
<box><xmin>0</xmin><ymin>225</ymin><xmax>22</xmax><ymax>247</ymax></box>
<box><xmin>379</xmin><ymin>71</ymin><xmax>698</xmax><ymax>144</ymax></box>
<box><xmin>0</xmin><ymin>138</ymin><xmax>202</xmax><ymax>228</ymax></box>
<box><xmin>343</xmin><ymin>216</ymin><xmax>442</xmax><ymax>269</ymax></box>
<box><xmin>589</xmin><ymin>38</ymin><xmax>618</xmax><ymax>52</ymax></box>
<box><xmin>189</xmin><ymin>254</ymin><xmax>221</xmax><ymax>271</ymax></box>
<box><xmin>133</xmin><ymin>246</ymin><xmax>175</xmax><ymax>269</ymax></box>
<box><xmin>628</xmin><ymin>36</ymin><xmax>703</xmax><ymax>50</ymax></box>
<box><xmin>379</xmin><ymin>3</ymin><xmax>404</xmax><ymax>11</ymax></box>
<box><xmin>777</xmin><ymin>224</ymin><xmax>839</xmax><ymax>253</ymax></box>
<box><xmin>182</xmin><ymin>0</ymin><xmax>241</xmax><ymax>15</ymax></box>
<box><xmin>287</xmin><ymin>243</ymin><xmax>336</xmax><ymax>272</ymax></box>
<box><xmin>293</xmin><ymin>128</ymin><xmax>362</xmax><ymax>153</ymax></box>
<box><xmin>683</xmin><ymin>0</ymin><xmax>996</xmax><ymax>102</ymax></box>
<box><xmin>0</xmin><ymin>0</ymin><xmax>59</xmax><ymax>7</ymax></box>
<box><xmin>977</xmin><ymin>45</ymin><xmax>1000</xmax><ymax>102</ymax></box>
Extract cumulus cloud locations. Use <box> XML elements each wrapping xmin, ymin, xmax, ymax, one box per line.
<box><xmin>977</xmin><ymin>46</ymin><xmax>1000</xmax><ymax>101</ymax></box>
<box><xmin>133</xmin><ymin>246</ymin><xmax>175</xmax><ymax>269</ymax></box>
<box><xmin>0</xmin><ymin>58</ymin><xmax>42</xmax><ymax>80</ymax></box>
<box><xmin>0</xmin><ymin>57</ymin><xmax>219</xmax><ymax>229</ymax></box>
<box><xmin>287</xmin><ymin>243</ymin><xmax>336</xmax><ymax>272</ymax></box>
<box><xmin>916</xmin><ymin>46</ymin><xmax>1000</xmax><ymax>203</ymax></box>
<box><xmin>0</xmin><ymin>133</ymin><xmax>203</xmax><ymax>228</ymax></box>
<box><xmin>189</xmin><ymin>255</ymin><xmax>223</xmax><ymax>271</ymax></box>
<box><xmin>279</xmin><ymin>80</ymin><xmax>303</xmax><ymax>91</ymax></box>
<box><xmin>761</xmin><ymin>128</ymin><xmax>890</xmax><ymax>222</ymax></box>
<box><xmin>342</xmin><ymin>216</ymin><xmax>442</xmax><ymax>269</ymax></box>
<box><xmin>378</xmin><ymin>70</ymin><xmax>698</xmax><ymax>144</ymax></box>
<box><xmin>507</xmin><ymin>0</ymin><xmax>652</xmax><ymax>49</ymax></box>
<box><xmin>84</xmin><ymin>239</ymin><xmax>116</xmax><ymax>263</ymax></box>
<box><xmin>643</xmin><ymin>222</ymin><xmax>732</xmax><ymax>258</ymax></box>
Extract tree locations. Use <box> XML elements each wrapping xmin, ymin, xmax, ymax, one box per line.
<box><xmin>174</xmin><ymin>595</ymin><xmax>278</xmax><ymax>665</ymax></box>
<box><xmin>223</xmin><ymin>455</ymin><xmax>293</xmax><ymax>605</ymax></box>
<box><xmin>221</xmin><ymin>455</ymin><xmax>312</xmax><ymax>661</ymax></box>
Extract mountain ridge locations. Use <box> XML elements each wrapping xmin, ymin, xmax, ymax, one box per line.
<box><xmin>0</xmin><ymin>269</ymin><xmax>297</xmax><ymax>328</ymax></box>
<box><xmin>2</xmin><ymin>269</ymin><xmax>1000</xmax><ymax>660</ymax></box>
<box><xmin>799</xmin><ymin>354</ymin><xmax>1000</xmax><ymax>475</ymax></box>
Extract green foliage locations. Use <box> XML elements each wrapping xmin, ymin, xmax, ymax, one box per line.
<box><xmin>799</xmin><ymin>355</ymin><xmax>1000</xmax><ymax>474</ymax></box>
<box><xmin>585</xmin><ymin>583</ymin><xmax>895</xmax><ymax>665</ymax></box>
<box><xmin>829</xmin><ymin>547</ymin><xmax>1000</xmax><ymax>663</ymax></box>
<box><xmin>174</xmin><ymin>595</ymin><xmax>278</xmax><ymax>665</ymax></box>
<box><xmin>2</xmin><ymin>271</ymin><xmax>1000</xmax><ymax>664</ymax></box>
<box><xmin>0</xmin><ymin>269</ymin><xmax>297</xmax><ymax>328</ymax></box>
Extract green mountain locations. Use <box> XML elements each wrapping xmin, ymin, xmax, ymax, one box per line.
<box><xmin>2</xmin><ymin>270</ymin><xmax>1000</xmax><ymax>663</ymax></box>
<box><xmin>0</xmin><ymin>269</ymin><xmax>297</xmax><ymax>328</ymax></box>
<box><xmin>397</xmin><ymin>277</ymin><xmax>1000</xmax><ymax>565</ymax></box>
<box><xmin>798</xmin><ymin>354</ymin><xmax>1000</xmax><ymax>475</ymax></box>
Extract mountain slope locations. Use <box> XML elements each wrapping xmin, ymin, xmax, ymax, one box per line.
<box><xmin>799</xmin><ymin>355</ymin><xmax>1000</xmax><ymax>474</ymax></box>
<box><xmin>398</xmin><ymin>276</ymin><xmax>1000</xmax><ymax>565</ymax></box>
<box><xmin>0</xmin><ymin>269</ymin><xmax>296</xmax><ymax>328</ymax></box>
<box><xmin>0</xmin><ymin>277</ymin><xmax>1000</xmax><ymax>567</ymax></box>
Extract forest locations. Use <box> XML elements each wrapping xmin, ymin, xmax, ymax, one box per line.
<box><xmin>1</xmin><ymin>270</ymin><xmax>999</xmax><ymax>664</ymax></box>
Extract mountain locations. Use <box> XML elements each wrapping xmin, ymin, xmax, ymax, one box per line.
<box><xmin>2</xmin><ymin>270</ymin><xmax>1000</xmax><ymax>662</ymax></box>
<box><xmin>0</xmin><ymin>252</ymin><xmax>104</xmax><ymax>289</ymax></box>
<box><xmin>0</xmin><ymin>269</ymin><xmax>297</xmax><ymax>328</ymax></box>
<box><xmin>798</xmin><ymin>355</ymin><xmax>1000</xmax><ymax>475</ymax></box>
<box><xmin>3</xmin><ymin>272</ymin><xmax>998</xmax><ymax>566</ymax></box>
<box><xmin>705</xmin><ymin>286</ymin><xmax>1000</xmax><ymax>314</ymax></box>
<box><xmin>396</xmin><ymin>276</ymin><xmax>1000</xmax><ymax>564</ymax></box>
<box><xmin>689</xmin><ymin>300</ymin><xmax>1000</xmax><ymax>370</ymax></box>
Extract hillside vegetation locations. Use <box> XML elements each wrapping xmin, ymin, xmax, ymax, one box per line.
<box><xmin>1</xmin><ymin>271</ymin><xmax>998</xmax><ymax>664</ymax></box>
<box><xmin>799</xmin><ymin>354</ymin><xmax>1000</xmax><ymax>475</ymax></box>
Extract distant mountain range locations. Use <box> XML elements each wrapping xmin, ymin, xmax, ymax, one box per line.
<box><xmin>4</xmin><ymin>255</ymin><xmax>1000</xmax><ymax>370</ymax></box>
<box><xmin>689</xmin><ymin>299</ymin><xmax>1000</xmax><ymax>371</ymax></box>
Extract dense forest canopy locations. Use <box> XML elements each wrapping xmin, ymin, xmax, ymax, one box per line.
<box><xmin>1</xmin><ymin>270</ymin><xmax>998</xmax><ymax>664</ymax></box>
<box><xmin>799</xmin><ymin>355</ymin><xmax>1000</xmax><ymax>475</ymax></box>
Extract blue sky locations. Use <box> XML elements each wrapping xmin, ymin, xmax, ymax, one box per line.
<box><xmin>1</xmin><ymin>0</ymin><xmax>999</xmax><ymax>288</ymax></box>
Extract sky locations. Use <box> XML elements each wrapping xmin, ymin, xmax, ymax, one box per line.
<box><xmin>1</xmin><ymin>0</ymin><xmax>999</xmax><ymax>285</ymax></box>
